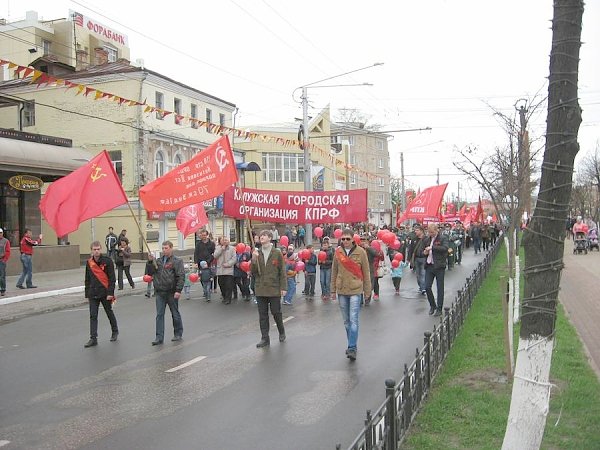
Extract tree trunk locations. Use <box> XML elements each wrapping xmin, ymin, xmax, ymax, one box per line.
<box><xmin>503</xmin><ymin>1</ymin><xmax>583</xmax><ymax>449</ymax></box>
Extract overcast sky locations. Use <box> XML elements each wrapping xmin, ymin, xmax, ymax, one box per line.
<box><xmin>3</xmin><ymin>0</ymin><xmax>599</xmax><ymax>201</ymax></box>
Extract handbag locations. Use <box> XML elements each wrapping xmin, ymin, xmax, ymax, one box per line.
<box><xmin>376</xmin><ymin>262</ymin><xmax>388</xmax><ymax>278</ymax></box>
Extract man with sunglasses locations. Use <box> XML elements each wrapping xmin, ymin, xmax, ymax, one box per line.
<box><xmin>331</xmin><ymin>228</ymin><xmax>372</xmax><ymax>361</ymax></box>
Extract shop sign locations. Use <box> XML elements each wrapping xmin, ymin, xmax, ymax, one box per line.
<box><xmin>9</xmin><ymin>175</ymin><xmax>43</xmax><ymax>191</ymax></box>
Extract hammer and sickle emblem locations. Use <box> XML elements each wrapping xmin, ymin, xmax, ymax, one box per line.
<box><xmin>215</xmin><ymin>144</ymin><xmax>230</xmax><ymax>172</ymax></box>
<box><xmin>90</xmin><ymin>164</ymin><xmax>107</xmax><ymax>182</ymax></box>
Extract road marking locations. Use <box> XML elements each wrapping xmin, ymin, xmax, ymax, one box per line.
<box><xmin>0</xmin><ymin>440</ymin><xmax>10</xmax><ymax>447</ymax></box>
<box><xmin>58</xmin><ymin>308</ymin><xmax>88</xmax><ymax>312</ymax></box>
<box><xmin>165</xmin><ymin>356</ymin><xmax>207</xmax><ymax>373</ymax></box>
<box><xmin>273</xmin><ymin>315</ymin><xmax>294</xmax><ymax>326</ymax></box>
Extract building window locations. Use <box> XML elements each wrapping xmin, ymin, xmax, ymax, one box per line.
<box><xmin>42</xmin><ymin>40</ymin><xmax>51</xmax><ymax>56</ymax></box>
<box><xmin>190</xmin><ymin>104</ymin><xmax>198</xmax><ymax>128</ymax></box>
<box><xmin>350</xmin><ymin>152</ymin><xmax>356</xmax><ymax>165</ymax></box>
<box><xmin>331</xmin><ymin>135</ymin><xmax>341</xmax><ymax>144</ymax></box>
<box><xmin>104</xmin><ymin>45</ymin><xmax>118</xmax><ymax>62</ymax></box>
<box><xmin>378</xmin><ymin>177</ymin><xmax>385</xmax><ymax>187</ymax></box>
<box><xmin>378</xmin><ymin>158</ymin><xmax>384</xmax><ymax>169</ymax></box>
<box><xmin>377</xmin><ymin>140</ymin><xmax>384</xmax><ymax>151</ymax></box>
<box><xmin>379</xmin><ymin>193</ymin><xmax>386</xmax><ymax>205</ymax></box>
<box><xmin>261</xmin><ymin>153</ymin><xmax>304</xmax><ymax>183</ymax></box>
<box><xmin>174</xmin><ymin>98</ymin><xmax>182</xmax><ymax>125</ymax></box>
<box><xmin>348</xmin><ymin>135</ymin><xmax>355</xmax><ymax>146</ymax></box>
<box><xmin>155</xmin><ymin>151</ymin><xmax>166</xmax><ymax>179</ymax></box>
<box><xmin>173</xmin><ymin>153</ymin><xmax>183</xmax><ymax>167</ymax></box>
<box><xmin>108</xmin><ymin>150</ymin><xmax>123</xmax><ymax>181</ymax></box>
<box><xmin>350</xmin><ymin>173</ymin><xmax>357</xmax><ymax>185</ymax></box>
<box><xmin>219</xmin><ymin>113</ymin><xmax>225</xmax><ymax>126</ymax></box>
<box><xmin>22</xmin><ymin>101</ymin><xmax>35</xmax><ymax>127</ymax></box>
<box><xmin>206</xmin><ymin>108</ymin><xmax>212</xmax><ymax>130</ymax></box>
<box><xmin>155</xmin><ymin>92</ymin><xmax>164</xmax><ymax>120</ymax></box>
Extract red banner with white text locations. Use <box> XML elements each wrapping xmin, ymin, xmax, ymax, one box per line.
<box><xmin>223</xmin><ymin>187</ymin><xmax>368</xmax><ymax>223</ymax></box>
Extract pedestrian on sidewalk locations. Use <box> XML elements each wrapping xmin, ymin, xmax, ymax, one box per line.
<box><xmin>16</xmin><ymin>228</ymin><xmax>42</xmax><ymax>289</ymax></box>
<box><xmin>423</xmin><ymin>223</ymin><xmax>449</xmax><ymax>316</ymax></box>
<box><xmin>331</xmin><ymin>228</ymin><xmax>372</xmax><ymax>361</ymax></box>
<box><xmin>105</xmin><ymin>227</ymin><xmax>118</xmax><ymax>261</ymax></box>
<box><xmin>115</xmin><ymin>240</ymin><xmax>135</xmax><ymax>290</ymax></box>
<box><xmin>147</xmin><ymin>241</ymin><xmax>185</xmax><ymax>346</ymax></box>
<box><xmin>251</xmin><ymin>229</ymin><xmax>287</xmax><ymax>348</ymax></box>
<box><xmin>84</xmin><ymin>241</ymin><xmax>118</xmax><ymax>347</ymax></box>
<box><xmin>0</xmin><ymin>228</ymin><xmax>11</xmax><ymax>296</ymax></box>
<box><xmin>214</xmin><ymin>236</ymin><xmax>236</xmax><ymax>304</ymax></box>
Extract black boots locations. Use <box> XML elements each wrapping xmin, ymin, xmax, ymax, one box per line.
<box><xmin>256</xmin><ymin>338</ymin><xmax>270</xmax><ymax>348</ymax></box>
<box><xmin>84</xmin><ymin>338</ymin><xmax>97</xmax><ymax>348</ymax></box>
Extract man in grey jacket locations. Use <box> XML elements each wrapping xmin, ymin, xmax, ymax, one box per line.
<box><xmin>147</xmin><ymin>241</ymin><xmax>185</xmax><ymax>345</ymax></box>
<box><xmin>214</xmin><ymin>236</ymin><xmax>237</xmax><ymax>304</ymax></box>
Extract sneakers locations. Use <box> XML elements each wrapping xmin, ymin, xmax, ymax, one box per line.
<box><xmin>433</xmin><ymin>309</ymin><xmax>442</xmax><ymax>317</ymax></box>
<box><xmin>16</xmin><ymin>285</ymin><xmax>25</xmax><ymax>289</ymax></box>
<box><xmin>110</xmin><ymin>332</ymin><xmax>119</xmax><ymax>342</ymax></box>
<box><xmin>171</xmin><ymin>336</ymin><xmax>183</xmax><ymax>342</ymax></box>
<box><xmin>373</xmin><ymin>294</ymin><xmax>379</xmax><ymax>301</ymax></box>
<box><xmin>256</xmin><ymin>338</ymin><xmax>270</xmax><ymax>348</ymax></box>
<box><xmin>346</xmin><ymin>348</ymin><xmax>357</xmax><ymax>361</ymax></box>
<box><xmin>151</xmin><ymin>340</ymin><xmax>163</xmax><ymax>346</ymax></box>
<box><xmin>282</xmin><ymin>300</ymin><xmax>292</xmax><ymax>305</ymax></box>
<box><xmin>84</xmin><ymin>338</ymin><xmax>98</xmax><ymax>348</ymax></box>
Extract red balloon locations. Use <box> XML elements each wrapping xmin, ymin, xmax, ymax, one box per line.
<box><xmin>189</xmin><ymin>273</ymin><xmax>199</xmax><ymax>283</ymax></box>
<box><xmin>394</xmin><ymin>252</ymin><xmax>404</xmax><ymax>262</ymax></box>
<box><xmin>235</xmin><ymin>242</ymin><xmax>246</xmax><ymax>254</ymax></box>
<box><xmin>318</xmin><ymin>250</ymin><xmax>327</xmax><ymax>262</ymax></box>
<box><xmin>245</xmin><ymin>245</ymin><xmax>251</xmax><ymax>253</ymax></box>
<box><xmin>371</xmin><ymin>240</ymin><xmax>382</xmax><ymax>251</ymax></box>
<box><xmin>353</xmin><ymin>234</ymin><xmax>361</xmax><ymax>245</ymax></box>
<box><xmin>240</xmin><ymin>261</ymin><xmax>251</xmax><ymax>273</ymax></box>
<box><xmin>334</xmin><ymin>228</ymin><xmax>343</xmax><ymax>239</ymax></box>
<box><xmin>391</xmin><ymin>239</ymin><xmax>401</xmax><ymax>250</ymax></box>
<box><xmin>383</xmin><ymin>232</ymin><xmax>396</xmax><ymax>245</ymax></box>
<box><xmin>143</xmin><ymin>274</ymin><xmax>153</xmax><ymax>283</ymax></box>
<box><xmin>391</xmin><ymin>259</ymin><xmax>400</xmax><ymax>268</ymax></box>
<box><xmin>314</xmin><ymin>226</ymin><xmax>323</xmax><ymax>238</ymax></box>
<box><xmin>280</xmin><ymin>235</ymin><xmax>289</xmax><ymax>247</ymax></box>
<box><xmin>295</xmin><ymin>261</ymin><xmax>305</xmax><ymax>272</ymax></box>
<box><xmin>377</xmin><ymin>229</ymin><xmax>386</xmax><ymax>240</ymax></box>
<box><xmin>301</xmin><ymin>249</ymin><xmax>310</xmax><ymax>260</ymax></box>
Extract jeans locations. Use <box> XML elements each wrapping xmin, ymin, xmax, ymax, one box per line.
<box><xmin>414</xmin><ymin>257</ymin><xmax>426</xmax><ymax>291</ymax></box>
<box><xmin>0</xmin><ymin>260</ymin><xmax>6</xmax><ymax>292</ymax></box>
<box><xmin>304</xmin><ymin>273</ymin><xmax>316</xmax><ymax>295</ymax></box>
<box><xmin>338</xmin><ymin>294</ymin><xmax>362</xmax><ymax>350</ymax></box>
<box><xmin>392</xmin><ymin>277</ymin><xmax>402</xmax><ymax>290</ymax></box>
<box><xmin>201</xmin><ymin>281</ymin><xmax>212</xmax><ymax>299</ymax></box>
<box><xmin>257</xmin><ymin>296</ymin><xmax>285</xmax><ymax>339</ymax></box>
<box><xmin>425</xmin><ymin>265</ymin><xmax>446</xmax><ymax>310</ymax></box>
<box><xmin>283</xmin><ymin>277</ymin><xmax>296</xmax><ymax>303</ymax></box>
<box><xmin>473</xmin><ymin>237</ymin><xmax>481</xmax><ymax>254</ymax></box>
<box><xmin>155</xmin><ymin>291</ymin><xmax>183</xmax><ymax>341</ymax></box>
<box><xmin>320</xmin><ymin>267</ymin><xmax>331</xmax><ymax>296</ymax></box>
<box><xmin>17</xmin><ymin>254</ymin><xmax>33</xmax><ymax>287</ymax></box>
<box><xmin>89</xmin><ymin>297</ymin><xmax>118</xmax><ymax>339</ymax></box>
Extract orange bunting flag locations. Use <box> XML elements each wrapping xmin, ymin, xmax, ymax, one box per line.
<box><xmin>140</xmin><ymin>135</ymin><xmax>238</xmax><ymax>212</ymax></box>
<box><xmin>39</xmin><ymin>151</ymin><xmax>128</xmax><ymax>237</ymax></box>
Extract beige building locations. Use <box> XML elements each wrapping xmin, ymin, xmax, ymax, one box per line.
<box><xmin>0</xmin><ymin>11</ymin><xmax>237</xmax><ymax>257</ymax></box>
<box><xmin>330</xmin><ymin>123</ymin><xmax>392</xmax><ymax>226</ymax></box>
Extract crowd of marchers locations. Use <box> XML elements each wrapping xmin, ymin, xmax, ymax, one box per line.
<box><xmin>81</xmin><ymin>220</ymin><xmax>501</xmax><ymax>361</ymax></box>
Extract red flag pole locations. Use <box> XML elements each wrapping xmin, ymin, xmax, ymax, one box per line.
<box><xmin>124</xmin><ymin>200</ymin><xmax>157</xmax><ymax>268</ymax></box>
<box><xmin>235</xmin><ymin>182</ymin><xmax>260</xmax><ymax>276</ymax></box>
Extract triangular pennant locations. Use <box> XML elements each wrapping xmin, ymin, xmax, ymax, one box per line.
<box><xmin>30</xmin><ymin>70</ymin><xmax>43</xmax><ymax>83</ymax></box>
<box><xmin>84</xmin><ymin>87</ymin><xmax>95</xmax><ymax>97</ymax></box>
<box><xmin>94</xmin><ymin>90</ymin><xmax>103</xmax><ymax>100</ymax></box>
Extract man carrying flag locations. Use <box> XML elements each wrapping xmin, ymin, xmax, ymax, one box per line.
<box><xmin>84</xmin><ymin>241</ymin><xmax>118</xmax><ymax>348</ymax></box>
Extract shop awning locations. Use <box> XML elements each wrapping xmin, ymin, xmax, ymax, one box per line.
<box><xmin>0</xmin><ymin>137</ymin><xmax>92</xmax><ymax>181</ymax></box>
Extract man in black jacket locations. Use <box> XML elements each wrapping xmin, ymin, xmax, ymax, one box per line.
<box><xmin>194</xmin><ymin>229</ymin><xmax>216</xmax><ymax>268</ymax></box>
<box><xmin>84</xmin><ymin>241</ymin><xmax>118</xmax><ymax>348</ymax></box>
<box><xmin>423</xmin><ymin>224</ymin><xmax>449</xmax><ymax>317</ymax></box>
<box><xmin>147</xmin><ymin>241</ymin><xmax>185</xmax><ymax>346</ymax></box>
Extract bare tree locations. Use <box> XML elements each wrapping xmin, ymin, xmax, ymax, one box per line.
<box><xmin>503</xmin><ymin>1</ymin><xmax>584</xmax><ymax>448</ymax></box>
<box><xmin>335</xmin><ymin>108</ymin><xmax>383</xmax><ymax>131</ymax></box>
<box><xmin>573</xmin><ymin>143</ymin><xmax>600</xmax><ymax>220</ymax></box>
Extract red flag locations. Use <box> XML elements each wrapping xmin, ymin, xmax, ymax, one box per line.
<box><xmin>397</xmin><ymin>183</ymin><xmax>448</xmax><ymax>225</ymax></box>
<box><xmin>176</xmin><ymin>203</ymin><xmax>209</xmax><ymax>238</ymax></box>
<box><xmin>40</xmin><ymin>150</ymin><xmax>128</xmax><ymax>237</ymax></box>
<box><xmin>140</xmin><ymin>135</ymin><xmax>238</xmax><ymax>212</ymax></box>
<box><xmin>458</xmin><ymin>204</ymin><xmax>467</xmax><ymax>221</ymax></box>
<box><xmin>476</xmin><ymin>196</ymin><xmax>484</xmax><ymax>222</ymax></box>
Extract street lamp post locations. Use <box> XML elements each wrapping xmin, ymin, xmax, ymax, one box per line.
<box><xmin>298</xmin><ymin>63</ymin><xmax>383</xmax><ymax>245</ymax></box>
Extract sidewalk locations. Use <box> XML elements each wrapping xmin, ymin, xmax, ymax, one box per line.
<box><xmin>0</xmin><ymin>261</ymin><xmax>148</xmax><ymax>323</ymax></box>
<box><xmin>559</xmin><ymin>243</ymin><xmax>600</xmax><ymax>379</ymax></box>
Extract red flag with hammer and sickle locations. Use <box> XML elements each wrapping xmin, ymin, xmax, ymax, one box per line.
<box><xmin>140</xmin><ymin>135</ymin><xmax>238</xmax><ymax>212</ymax></box>
<box><xmin>176</xmin><ymin>203</ymin><xmax>209</xmax><ymax>238</ymax></box>
<box><xmin>40</xmin><ymin>150</ymin><xmax>128</xmax><ymax>237</ymax></box>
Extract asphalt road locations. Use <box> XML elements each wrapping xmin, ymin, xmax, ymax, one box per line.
<box><xmin>0</xmin><ymin>250</ymin><xmax>487</xmax><ymax>450</ymax></box>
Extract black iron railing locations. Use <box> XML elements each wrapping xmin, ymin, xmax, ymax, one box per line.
<box><xmin>338</xmin><ymin>240</ymin><xmax>502</xmax><ymax>450</ymax></box>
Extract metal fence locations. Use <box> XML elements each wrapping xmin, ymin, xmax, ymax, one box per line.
<box><xmin>337</xmin><ymin>240</ymin><xmax>502</xmax><ymax>450</ymax></box>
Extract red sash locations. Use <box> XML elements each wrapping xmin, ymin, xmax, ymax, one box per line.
<box><xmin>335</xmin><ymin>247</ymin><xmax>364</xmax><ymax>280</ymax></box>
<box><xmin>88</xmin><ymin>257</ymin><xmax>109</xmax><ymax>289</ymax></box>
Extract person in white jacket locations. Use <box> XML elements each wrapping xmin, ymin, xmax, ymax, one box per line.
<box><xmin>214</xmin><ymin>236</ymin><xmax>237</xmax><ymax>304</ymax></box>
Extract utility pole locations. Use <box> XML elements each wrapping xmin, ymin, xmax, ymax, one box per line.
<box><xmin>400</xmin><ymin>152</ymin><xmax>406</xmax><ymax>213</ymax></box>
<box><xmin>301</xmin><ymin>86</ymin><xmax>313</xmax><ymax>245</ymax></box>
<box><xmin>436</xmin><ymin>168</ymin><xmax>440</xmax><ymax>185</ymax></box>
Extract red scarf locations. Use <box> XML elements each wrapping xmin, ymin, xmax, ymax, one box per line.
<box><xmin>88</xmin><ymin>257</ymin><xmax>109</xmax><ymax>289</ymax></box>
<box><xmin>335</xmin><ymin>246</ymin><xmax>364</xmax><ymax>280</ymax></box>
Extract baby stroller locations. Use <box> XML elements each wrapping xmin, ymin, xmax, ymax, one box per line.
<box><xmin>573</xmin><ymin>231</ymin><xmax>589</xmax><ymax>254</ymax></box>
<box><xmin>588</xmin><ymin>228</ymin><xmax>599</xmax><ymax>251</ymax></box>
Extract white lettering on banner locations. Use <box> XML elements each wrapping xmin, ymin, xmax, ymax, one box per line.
<box><xmin>305</xmin><ymin>208</ymin><xmax>341</xmax><ymax>221</ymax></box>
<box><xmin>233</xmin><ymin>190</ymin><xmax>280</xmax><ymax>205</ymax></box>
<box><xmin>287</xmin><ymin>194</ymin><xmax>351</xmax><ymax>207</ymax></box>
<box><xmin>238</xmin><ymin>206</ymin><xmax>298</xmax><ymax>221</ymax></box>
<box><xmin>410</xmin><ymin>207</ymin><xmax>425</xmax><ymax>213</ymax></box>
